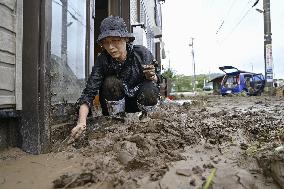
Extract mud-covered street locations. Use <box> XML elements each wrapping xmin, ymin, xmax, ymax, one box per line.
<box><xmin>1</xmin><ymin>95</ymin><xmax>284</xmax><ymax>189</ymax></box>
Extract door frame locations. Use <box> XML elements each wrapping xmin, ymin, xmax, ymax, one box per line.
<box><xmin>22</xmin><ymin>0</ymin><xmax>51</xmax><ymax>154</ymax></box>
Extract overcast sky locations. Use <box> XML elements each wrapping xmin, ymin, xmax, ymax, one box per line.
<box><xmin>161</xmin><ymin>0</ymin><xmax>284</xmax><ymax>79</ymax></box>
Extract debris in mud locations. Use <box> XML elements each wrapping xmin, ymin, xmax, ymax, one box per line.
<box><xmin>47</xmin><ymin>96</ymin><xmax>284</xmax><ymax>188</ymax></box>
<box><xmin>53</xmin><ymin>172</ymin><xmax>97</xmax><ymax>188</ymax></box>
<box><xmin>275</xmin><ymin>145</ymin><xmax>284</xmax><ymax>152</ymax></box>
<box><xmin>240</xmin><ymin>142</ymin><xmax>249</xmax><ymax>150</ymax></box>
<box><xmin>150</xmin><ymin>165</ymin><xmax>169</xmax><ymax>181</ymax></box>
<box><xmin>192</xmin><ymin>165</ymin><xmax>204</xmax><ymax>175</ymax></box>
<box><xmin>189</xmin><ymin>177</ymin><xmax>196</xmax><ymax>186</ymax></box>
<box><xmin>51</xmin><ymin>102</ymin><xmax>204</xmax><ymax>186</ymax></box>
<box><xmin>256</xmin><ymin>150</ymin><xmax>284</xmax><ymax>189</ymax></box>
<box><xmin>0</xmin><ymin>177</ymin><xmax>5</xmax><ymax>185</ymax></box>
<box><xmin>114</xmin><ymin>141</ymin><xmax>138</xmax><ymax>165</ymax></box>
<box><xmin>271</xmin><ymin>160</ymin><xmax>284</xmax><ymax>189</ymax></box>
<box><xmin>203</xmin><ymin>162</ymin><xmax>215</xmax><ymax>169</ymax></box>
<box><xmin>235</xmin><ymin>169</ymin><xmax>257</xmax><ymax>189</ymax></box>
<box><xmin>176</xmin><ymin>168</ymin><xmax>192</xmax><ymax>176</ymax></box>
<box><xmin>203</xmin><ymin>168</ymin><xmax>216</xmax><ymax>189</ymax></box>
<box><xmin>2</xmin><ymin>96</ymin><xmax>284</xmax><ymax>189</ymax></box>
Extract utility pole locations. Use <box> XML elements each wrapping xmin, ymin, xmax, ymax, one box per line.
<box><xmin>167</xmin><ymin>50</ymin><xmax>171</xmax><ymax>69</ymax></box>
<box><xmin>189</xmin><ymin>37</ymin><xmax>196</xmax><ymax>92</ymax></box>
<box><xmin>61</xmin><ymin>0</ymin><xmax>68</xmax><ymax>65</ymax></box>
<box><xmin>263</xmin><ymin>0</ymin><xmax>273</xmax><ymax>94</ymax></box>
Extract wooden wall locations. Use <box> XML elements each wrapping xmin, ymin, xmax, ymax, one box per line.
<box><xmin>0</xmin><ymin>0</ymin><xmax>22</xmax><ymax>110</ymax></box>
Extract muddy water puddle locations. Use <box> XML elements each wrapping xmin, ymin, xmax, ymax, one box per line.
<box><xmin>0</xmin><ymin>150</ymin><xmax>83</xmax><ymax>189</ymax></box>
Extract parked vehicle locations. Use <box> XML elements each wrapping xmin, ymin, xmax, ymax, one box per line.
<box><xmin>203</xmin><ymin>84</ymin><xmax>213</xmax><ymax>91</ymax></box>
<box><xmin>219</xmin><ymin>66</ymin><xmax>265</xmax><ymax>96</ymax></box>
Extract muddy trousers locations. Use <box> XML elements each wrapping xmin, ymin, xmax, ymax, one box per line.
<box><xmin>99</xmin><ymin>76</ymin><xmax>159</xmax><ymax>116</ymax></box>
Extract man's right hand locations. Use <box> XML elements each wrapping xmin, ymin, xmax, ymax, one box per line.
<box><xmin>71</xmin><ymin>123</ymin><xmax>86</xmax><ymax>139</ymax></box>
<box><xmin>143</xmin><ymin>64</ymin><xmax>157</xmax><ymax>82</ymax></box>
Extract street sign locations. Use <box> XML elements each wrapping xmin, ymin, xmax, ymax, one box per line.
<box><xmin>265</xmin><ymin>44</ymin><xmax>273</xmax><ymax>82</ymax></box>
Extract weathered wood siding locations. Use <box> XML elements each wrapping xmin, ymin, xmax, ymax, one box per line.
<box><xmin>0</xmin><ymin>0</ymin><xmax>22</xmax><ymax>110</ymax></box>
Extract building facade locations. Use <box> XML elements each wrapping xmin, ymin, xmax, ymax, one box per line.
<box><xmin>0</xmin><ymin>0</ymin><xmax>164</xmax><ymax>154</ymax></box>
<box><xmin>0</xmin><ymin>0</ymin><xmax>23</xmax><ymax>151</ymax></box>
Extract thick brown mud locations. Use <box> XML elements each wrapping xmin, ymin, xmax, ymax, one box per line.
<box><xmin>0</xmin><ymin>95</ymin><xmax>284</xmax><ymax>189</ymax></box>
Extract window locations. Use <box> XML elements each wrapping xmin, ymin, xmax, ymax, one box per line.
<box><xmin>50</xmin><ymin>0</ymin><xmax>87</xmax><ymax>104</ymax></box>
<box><xmin>253</xmin><ymin>74</ymin><xmax>264</xmax><ymax>90</ymax></box>
<box><xmin>224</xmin><ymin>75</ymin><xmax>238</xmax><ymax>88</ymax></box>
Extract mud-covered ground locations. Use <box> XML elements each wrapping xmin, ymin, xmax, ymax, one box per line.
<box><xmin>1</xmin><ymin>95</ymin><xmax>284</xmax><ymax>189</ymax></box>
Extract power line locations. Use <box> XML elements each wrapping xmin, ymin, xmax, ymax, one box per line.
<box><xmin>67</xmin><ymin>1</ymin><xmax>84</xmax><ymax>19</ymax></box>
<box><xmin>52</xmin><ymin>0</ymin><xmax>86</xmax><ymax>28</ymax></box>
<box><xmin>216</xmin><ymin>0</ymin><xmax>255</xmax><ymax>36</ymax></box>
<box><xmin>230</xmin><ymin>0</ymin><xmax>253</xmax><ymax>27</ymax></box>
<box><xmin>216</xmin><ymin>0</ymin><xmax>237</xmax><ymax>34</ymax></box>
<box><xmin>252</xmin><ymin>0</ymin><xmax>260</xmax><ymax>8</ymax></box>
<box><xmin>217</xmin><ymin>0</ymin><xmax>260</xmax><ymax>44</ymax></box>
<box><xmin>220</xmin><ymin>8</ymin><xmax>252</xmax><ymax>44</ymax></box>
<box><xmin>216</xmin><ymin>0</ymin><xmax>252</xmax><ymax>36</ymax></box>
<box><xmin>216</xmin><ymin>21</ymin><xmax>224</xmax><ymax>34</ymax></box>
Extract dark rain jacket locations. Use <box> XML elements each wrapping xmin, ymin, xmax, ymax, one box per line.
<box><xmin>77</xmin><ymin>44</ymin><xmax>160</xmax><ymax>108</ymax></box>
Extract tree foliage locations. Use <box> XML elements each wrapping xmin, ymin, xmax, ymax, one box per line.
<box><xmin>171</xmin><ymin>74</ymin><xmax>210</xmax><ymax>92</ymax></box>
<box><xmin>162</xmin><ymin>68</ymin><xmax>175</xmax><ymax>79</ymax></box>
